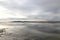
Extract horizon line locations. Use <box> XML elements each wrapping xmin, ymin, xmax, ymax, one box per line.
<box><xmin>10</xmin><ymin>21</ymin><xmax>60</xmax><ymax>23</ymax></box>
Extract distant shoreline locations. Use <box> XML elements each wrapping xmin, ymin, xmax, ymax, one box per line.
<box><xmin>10</xmin><ymin>21</ymin><xmax>60</xmax><ymax>23</ymax></box>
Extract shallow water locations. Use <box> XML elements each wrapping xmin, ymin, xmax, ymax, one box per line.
<box><xmin>0</xmin><ymin>22</ymin><xmax>60</xmax><ymax>40</ymax></box>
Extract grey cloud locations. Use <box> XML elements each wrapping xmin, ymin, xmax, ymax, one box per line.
<box><xmin>0</xmin><ymin>0</ymin><xmax>36</xmax><ymax>12</ymax></box>
<box><xmin>0</xmin><ymin>0</ymin><xmax>60</xmax><ymax>20</ymax></box>
<box><xmin>1</xmin><ymin>0</ymin><xmax>60</xmax><ymax>13</ymax></box>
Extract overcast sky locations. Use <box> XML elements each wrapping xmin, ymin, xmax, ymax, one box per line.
<box><xmin>0</xmin><ymin>0</ymin><xmax>60</xmax><ymax>20</ymax></box>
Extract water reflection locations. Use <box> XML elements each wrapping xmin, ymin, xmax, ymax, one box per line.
<box><xmin>0</xmin><ymin>22</ymin><xmax>60</xmax><ymax>40</ymax></box>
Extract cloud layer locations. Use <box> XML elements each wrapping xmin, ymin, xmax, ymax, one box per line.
<box><xmin>0</xmin><ymin>0</ymin><xmax>60</xmax><ymax>20</ymax></box>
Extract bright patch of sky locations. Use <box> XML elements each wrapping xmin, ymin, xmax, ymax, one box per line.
<box><xmin>0</xmin><ymin>6</ymin><xmax>27</xmax><ymax>19</ymax></box>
